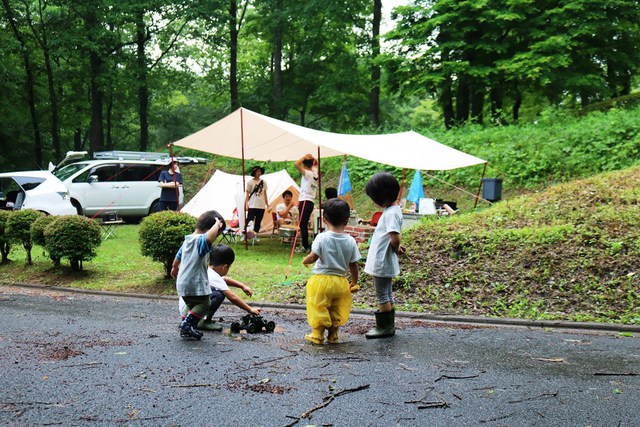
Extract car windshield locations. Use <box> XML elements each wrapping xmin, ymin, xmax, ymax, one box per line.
<box><xmin>53</xmin><ymin>163</ymin><xmax>90</xmax><ymax>181</ymax></box>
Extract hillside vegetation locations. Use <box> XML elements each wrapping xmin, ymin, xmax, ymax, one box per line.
<box><xmin>383</xmin><ymin>166</ymin><xmax>640</xmax><ymax>324</ymax></box>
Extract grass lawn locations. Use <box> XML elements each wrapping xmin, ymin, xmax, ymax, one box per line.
<box><xmin>0</xmin><ymin>225</ymin><xmax>315</xmax><ymax>305</ymax></box>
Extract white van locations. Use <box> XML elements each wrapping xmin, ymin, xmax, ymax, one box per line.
<box><xmin>53</xmin><ymin>159</ymin><xmax>184</xmax><ymax>220</ymax></box>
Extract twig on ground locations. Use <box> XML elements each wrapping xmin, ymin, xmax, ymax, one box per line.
<box><xmin>593</xmin><ymin>372</ymin><xmax>638</xmax><ymax>376</ymax></box>
<box><xmin>284</xmin><ymin>384</ymin><xmax>370</xmax><ymax>427</ymax></box>
<box><xmin>507</xmin><ymin>391</ymin><xmax>559</xmax><ymax>404</ymax></box>
<box><xmin>434</xmin><ymin>374</ymin><xmax>479</xmax><ymax>382</ymax></box>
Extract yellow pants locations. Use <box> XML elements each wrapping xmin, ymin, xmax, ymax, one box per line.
<box><xmin>306</xmin><ymin>274</ymin><xmax>352</xmax><ymax>329</ymax></box>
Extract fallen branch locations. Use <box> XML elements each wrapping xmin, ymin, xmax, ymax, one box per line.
<box><xmin>593</xmin><ymin>372</ymin><xmax>638</xmax><ymax>377</ymax></box>
<box><xmin>417</xmin><ymin>401</ymin><xmax>450</xmax><ymax>409</ymax></box>
<box><xmin>434</xmin><ymin>374</ymin><xmax>479</xmax><ymax>382</ymax></box>
<box><xmin>251</xmin><ymin>354</ymin><xmax>298</xmax><ymax>367</ymax></box>
<box><xmin>170</xmin><ymin>383</ymin><xmax>218</xmax><ymax>388</ymax></box>
<box><xmin>284</xmin><ymin>384</ymin><xmax>370</xmax><ymax>427</ymax></box>
<box><xmin>507</xmin><ymin>391</ymin><xmax>558</xmax><ymax>404</ymax></box>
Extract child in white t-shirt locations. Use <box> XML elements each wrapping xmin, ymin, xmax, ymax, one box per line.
<box><xmin>179</xmin><ymin>244</ymin><xmax>261</xmax><ymax>332</ymax></box>
<box><xmin>302</xmin><ymin>199</ymin><xmax>360</xmax><ymax>344</ymax></box>
<box><xmin>363</xmin><ymin>172</ymin><xmax>406</xmax><ymax>339</ymax></box>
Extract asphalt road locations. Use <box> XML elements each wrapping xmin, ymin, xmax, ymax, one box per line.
<box><xmin>1</xmin><ymin>286</ymin><xmax>639</xmax><ymax>427</ymax></box>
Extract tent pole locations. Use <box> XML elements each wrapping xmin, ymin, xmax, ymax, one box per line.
<box><xmin>338</xmin><ymin>154</ymin><xmax>346</xmax><ymax>195</ymax></box>
<box><xmin>317</xmin><ymin>146</ymin><xmax>323</xmax><ymax>233</ymax></box>
<box><xmin>168</xmin><ymin>143</ymin><xmax>180</xmax><ymax>211</ymax></box>
<box><xmin>474</xmin><ymin>163</ymin><xmax>488</xmax><ymax>209</ymax></box>
<box><xmin>398</xmin><ymin>168</ymin><xmax>407</xmax><ymax>204</ymax></box>
<box><xmin>240</xmin><ymin>108</ymin><xmax>248</xmax><ymax>250</ymax></box>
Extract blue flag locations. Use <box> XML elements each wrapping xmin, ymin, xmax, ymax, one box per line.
<box><xmin>407</xmin><ymin>170</ymin><xmax>424</xmax><ymax>208</ymax></box>
<box><xmin>338</xmin><ymin>161</ymin><xmax>352</xmax><ymax>196</ymax></box>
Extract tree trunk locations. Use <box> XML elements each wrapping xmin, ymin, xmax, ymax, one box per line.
<box><xmin>368</xmin><ymin>0</ymin><xmax>382</xmax><ymax>127</ymax></box>
<box><xmin>36</xmin><ymin>0</ymin><xmax>61</xmax><ymax>161</ymax></box>
<box><xmin>490</xmin><ymin>86</ymin><xmax>505</xmax><ymax>125</ymax></box>
<box><xmin>470</xmin><ymin>87</ymin><xmax>484</xmax><ymax>124</ymax></box>
<box><xmin>2</xmin><ymin>0</ymin><xmax>44</xmax><ymax>168</ymax></box>
<box><xmin>136</xmin><ymin>9</ymin><xmax>149</xmax><ymax>151</ymax></box>
<box><xmin>512</xmin><ymin>90</ymin><xmax>522</xmax><ymax>123</ymax></box>
<box><xmin>455</xmin><ymin>79</ymin><xmax>470</xmax><ymax>124</ymax></box>
<box><xmin>229</xmin><ymin>0</ymin><xmax>239</xmax><ymax>110</ymax></box>
<box><xmin>271</xmin><ymin>0</ymin><xmax>283</xmax><ymax>119</ymax></box>
<box><xmin>440</xmin><ymin>74</ymin><xmax>454</xmax><ymax>129</ymax></box>
<box><xmin>86</xmin><ymin>8</ymin><xmax>104</xmax><ymax>155</ymax></box>
<box><xmin>106</xmin><ymin>92</ymin><xmax>113</xmax><ymax>151</ymax></box>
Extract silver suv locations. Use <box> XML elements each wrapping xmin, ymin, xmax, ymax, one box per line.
<box><xmin>53</xmin><ymin>159</ymin><xmax>184</xmax><ymax>220</ymax></box>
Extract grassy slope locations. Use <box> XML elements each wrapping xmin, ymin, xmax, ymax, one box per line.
<box><xmin>392</xmin><ymin>166</ymin><xmax>640</xmax><ymax>323</ymax></box>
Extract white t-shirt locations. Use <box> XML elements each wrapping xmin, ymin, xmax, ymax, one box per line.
<box><xmin>299</xmin><ymin>168</ymin><xmax>318</xmax><ymax>202</ymax></box>
<box><xmin>246</xmin><ymin>179</ymin><xmax>267</xmax><ymax>209</ymax></box>
<box><xmin>276</xmin><ymin>202</ymin><xmax>298</xmax><ymax>221</ymax></box>
<box><xmin>364</xmin><ymin>205</ymin><xmax>402</xmax><ymax>278</ymax></box>
<box><xmin>178</xmin><ymin>268</ymin><xmax>229</xmax><ymax>315</ymax></box>
<box><xmin>311</xmin><ymin>231</ymin><xmax>361</xmax><ymax>276</ymax></box>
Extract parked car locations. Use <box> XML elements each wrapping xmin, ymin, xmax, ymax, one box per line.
<box><xmin>52</xmin><ymin>159</ymin><xmax>184</xmax><ymax>221</ymax></box>
<box><xmin>0</xmin><ymin>171</ymin><xmax>77</xmax><ymax>215</ymax></box>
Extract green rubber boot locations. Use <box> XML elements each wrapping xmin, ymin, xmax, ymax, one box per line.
<box><xmin>197</xmin><ymin>318</ymin><xmax>223</xmax><ymax>332</ymax></box>
<box><xmin>365</xmin><ymin>310</ymin><xmax>395</xmax><ymax>339</ymax></box>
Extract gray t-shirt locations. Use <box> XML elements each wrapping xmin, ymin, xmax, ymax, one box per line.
<box><xmin>364</xmin><ymin>205</ymin><xmax>402</xmax><ymax>278</ymax></box>
<box><xmin>175</xmin><ymin>233</ymin><xmax>212</xmax><ymax>296</ymax></box>
<box><xmin>311</xmin><ymin>231</ymin><xmax>360</xmax><ymax>276</ymax></box>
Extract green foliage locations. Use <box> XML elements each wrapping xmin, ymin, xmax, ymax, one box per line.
<box><xmin>138</xmin><ymin>210</ymin><xmax>196</xmax><ymax>278</ymax></box>
<box><xmin>0</xmin><ymin>210</ymin><xmax>11</xmax><ymax>263</ymax></box>
<box><xmin>44</xmin><ymin>215</ymin><xmax>102</xmax><ymax>271</ymax></box>
<box><xmin>31</xmin><ymin>215</ymin><xmax>61</xmax><ymax>266</ymax></box>
<box><xmin>6</xmin><ymin>209</ymin><xmax>46</xmax><ymax>265</ymax></box>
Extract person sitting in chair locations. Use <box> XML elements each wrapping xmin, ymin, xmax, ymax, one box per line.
<box><xmin>276</xmin><ymin>190</ymin><xmax>298</xmax><ymax>226</ymax></box>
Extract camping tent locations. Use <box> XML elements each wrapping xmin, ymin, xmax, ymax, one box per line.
<box><xmin>172</xmin><ymin>107</ymin><xmax>486</xmax><ymax>170</ymax></box>
<box><xmin>181</xmin><ymin>169</ymin><xmax>300</xmax><ymax>233</ymax></box>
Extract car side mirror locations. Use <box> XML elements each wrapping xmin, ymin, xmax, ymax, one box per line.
<box><xmin>88</xmin><ymin>175</ymin><xmax>99</xmax><ymax>183</ymax></box>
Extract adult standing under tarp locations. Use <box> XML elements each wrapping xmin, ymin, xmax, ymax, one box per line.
<box><xmin>245</xmin><ymin>165</ymin><xmax>270</xmax><ymax>239</ymax></box>
<box><xmin>295</xmin><ymin>154</ymin><xmax>319</xmax><ymax>253</ymax></box>
<box><xmin>158</xmin><ymin>162</ymin><xmax>183</xmax><ymax>211</ymax></box>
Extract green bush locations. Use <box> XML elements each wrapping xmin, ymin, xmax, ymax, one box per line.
<box><xmin>6</xmin><ymin>209</ymin><xmax>46</xmax><ymax>265</ymax></box>
<box><xmin>44</xmin><ymin>215</ymin><xmax>102</xmax><ymax>271</ymax></box>
<box><xmin>0</xmin><ymin>210</ymin><xmax>11</xmax><ymax>263</ymax></box>
<box><xmin>31</xmin><ymin>215</ymin><xmax>61</xmax><ymax>266</ymax></box>
<box><xmin>139</xmin><ymin>210</ymin><xmax>196</xmax><ymax>278</ymax></box>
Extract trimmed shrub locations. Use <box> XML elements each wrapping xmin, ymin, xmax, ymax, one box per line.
<box><xmin>139</xmin><ymin>210</ymin><xmax>196</xmax><ymax>278</ymax></box>
<box><xmin>31</xmin><ymin>215</ymin><xmax>61</xmax><ymax>266</ymax></box>
<box><xmin>6</xmin><ymin>209</ymin><xmax>46</xmax><ymax>265</ymax></box>
<box><xmin>44</xmin><ymin>215</ymin><xmax>102</xmax><ymax>271</ymax></box>
<box><xmin>0</xmin><ymin>210</ymin><xmax>11</xmax><ymax>263</ymax></box>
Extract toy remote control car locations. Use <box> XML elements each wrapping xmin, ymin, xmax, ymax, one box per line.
<box><xmin>230</xmin><ymin>314</ymin><xmax>276</xmax><ymax>334</ymax></box>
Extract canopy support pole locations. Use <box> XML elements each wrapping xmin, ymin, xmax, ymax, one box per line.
<box><xmin>168</xmin><ymin>143</ymin><xmax>180</xmax><ymax>211</ymax></box>
<box><xmin>317</xmin><ymin>146</ymin><xmax>323</xmax><ymax>233</ymax></box>
<box><xmin>474</xmin><ymin>163</ymin><xmax>488</xmax><ymax>209</ymax></box>
<box><xmin>398</xmin><ymin>168</ymin><xmax>407</xmax><ymax>204</ymax></box>
<box><xmin>240</xmin><ymin>108</ymin><xmax>248</xmax><ymax>250</ymax></box>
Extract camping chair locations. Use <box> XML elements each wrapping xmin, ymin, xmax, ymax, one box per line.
<box><xmin>359</xmin><ymin>211</ymin><xmax>382</xmax><ymax>227</ymax></box>
<box><xmin>100</xmin><ymin>211</ymin><xmax>124</xmax><ymax>239</ymax></box>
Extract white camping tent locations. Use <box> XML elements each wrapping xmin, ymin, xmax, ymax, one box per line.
<box><xmin>172</xmin><ymin>107</ymin><xmax>486</xmax><ymax>170</ymax></box>
<box><xmin>181</xmin><ymin>169</ymin><xmax>300</xmax><ymax>234</ymax></box>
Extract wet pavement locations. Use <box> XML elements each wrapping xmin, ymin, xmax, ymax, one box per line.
<box><xmin>1</xmin><ymin>286</ymin><xmax>639</xmax><ymax>426</ymax></box>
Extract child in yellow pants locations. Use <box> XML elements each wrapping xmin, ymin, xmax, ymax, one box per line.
<box><xmin>302</xmin><ymin>199</ymin><xmax>360</xmax><ymax>344</ymax></box>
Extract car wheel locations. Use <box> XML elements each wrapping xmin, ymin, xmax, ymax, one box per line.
<box><xmin>247</xmin><ymin>323</ymin><xmax>257</xmax><ymax>334</ymax></box>
<box><xmin>71</xmin><ymin>199</ymin><xmax>83</xmax><ymax>216</ymax></box>
<box><xmin>266</xmin><ymin>321</ymin><xmax>276</xmax><ymax>332</ymax></box>
<box><xmin>149</xmin><ymin>200</ymin><xmax>160</xmax><ymax>215</ymax></box>
<box><xmin>230</xmin><ymin>322</ymin><xmax>241</xmax><ymax>333</ymax></box>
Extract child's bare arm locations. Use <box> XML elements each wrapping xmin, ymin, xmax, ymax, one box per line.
<box><xmin>302</xmin><ymin>252</ymin><xmax>319</xmax><ymax>267</ymax></box>
<box><xmin>170</xmin><ymin>258</ymin><xmax>180</xmax><ymax>279</ymax></box>
<box><xmin>223</xmin><ymin>290</ymin><xmax>261</xmax><ymax>315</ymax></box>
<box><xmin>205</xmin><ymin>218</ymin><xmax>224</xmax><ymax>245</ymax></box>
<box><xmin>349</xmin><ymin>262</ymin><xmax>359</xmax><ymax>288</ymax></box>
<box><xmin>224</xmin><ymin>276</ymin><xmax>253</xmax><ymax>297</ymax></box>
<box><xmin>389</xmin><ymin>232</ymin><xmax>406</xmax><ymax>255</ymax></box>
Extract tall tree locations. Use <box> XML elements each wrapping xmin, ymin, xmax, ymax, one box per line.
<box><xmin>368</xmin><ymin>0</ymin><xmax>381</xmax><ymax>127</ymax></box>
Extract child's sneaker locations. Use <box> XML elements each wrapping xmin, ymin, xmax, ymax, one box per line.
<box><xmin>180</xmin><ymin>314</ymin><xmax>203</xmax><ymax>339</ymax></box>
<box><xmin>350</xmin><ymin>284</ymin><xmax>360</xmax><ymax>293</ymax></box>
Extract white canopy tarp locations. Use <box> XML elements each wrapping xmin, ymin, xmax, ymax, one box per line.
<box><xmin>181</xmin><ymin>169</ymin><xmax>300</xmax><ymax>233</ymax></box>
<box><xmin>172</xmin><ymin>107</ymin><xmax>486</xmax><ymax>171</ymax></box>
